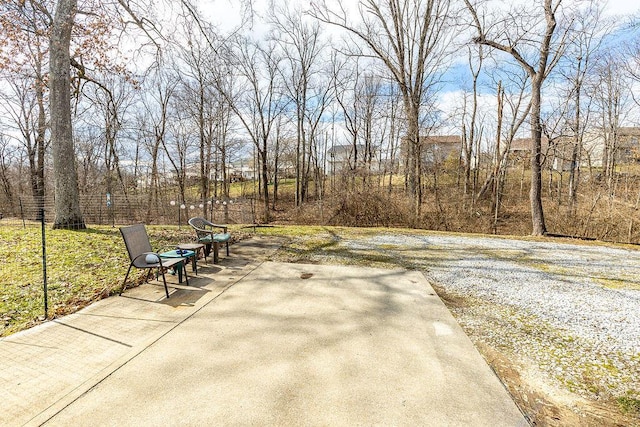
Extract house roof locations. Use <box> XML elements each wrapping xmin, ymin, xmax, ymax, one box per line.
<box><xmin>421</xmin><ymin>135</ymin><xmax>461</xmax><ymax>145</ymax></box>
<box><xmin>509</xmin><ymin>137</ymin><xmax>550</xmax><ymax>152</ymax></box>
<box><xmin>619</xmin><ymin>127</ymin><xmax>640</xmax><ymax>137</ymax></box>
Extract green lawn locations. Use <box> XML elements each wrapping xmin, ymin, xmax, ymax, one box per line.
<box><xmin>0</xmin><ymin>225</ymin><xmax>197</xmax><ymax>336</ymax></box>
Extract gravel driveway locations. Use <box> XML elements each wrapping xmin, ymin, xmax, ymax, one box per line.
<box><xmin>275</xmin><ymin>230</ymin><xmax>640</xmax><ymax>421</ymax></box>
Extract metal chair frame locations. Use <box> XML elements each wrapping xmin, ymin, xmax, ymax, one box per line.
<box><xmin>120</xmin><ymin>224</ymin><xmax>189</xmax><ymax>299</ymax></box>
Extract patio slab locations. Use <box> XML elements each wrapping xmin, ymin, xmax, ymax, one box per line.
<box><xmin>39</xmin><ymin>260</ymin><xmax>526</xmax><ymax>426</ymax></box>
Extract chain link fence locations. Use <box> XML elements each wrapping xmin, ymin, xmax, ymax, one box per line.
<box><xmin>1</xmin><ymin>194</ymin><xmax>258</xmax><ymax>227</ymax></box>
<box><xmin>0</xmin><ymin>194</ymin><xmax>259</xmax><ymax>332</ymax></box>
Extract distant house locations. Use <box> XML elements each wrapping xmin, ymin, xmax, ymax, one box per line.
<box><xmin>228</xmin><ymin>162</ymin><xmax>255</xmax><ymax>181</ymax></box>
<box><xmin>508</xmin><ymin>136</ymin><xmax>584</xmax><ymax>171</ymax></box>
<box><xmin>582</xmin><ymin>127</ymin><xmax>640</xmax><ymax>168</ymax></box>
<box><xmin>614</xmin><ymin>127</ymin><xmax>640</xmax><ymax>163</ymax></box>
<box><xmin>328</xmin><ymin>144</ymin><xmax>366</xmax><ymax>173</ymax></box>
<box><xmin>510</xmin><ymin>135</ymin><xmax>599</xmax><ymax>171</ymax></box>
<box><xmin>422</xmin><ymin>135</ymin><xmax>462</xmax><ymax>166</ymax></box>
<box><xmin>549</xmin><ymin>134</ymin><xmax>605</xmax><ymax>171</ymax></box>
<box><xmin>401</xmin><ymin>134</ymin><xmax>462</xmax><ymax>167</ymax></box>
<box><xmin>508</xmin><ymin>127</ymin><xmax>640</xmax><ymax>170</ymax></box>
<box><xmin>508</xmin><ymin>137</ymin><xmax>550</xmax><ymax>164</ymax></box>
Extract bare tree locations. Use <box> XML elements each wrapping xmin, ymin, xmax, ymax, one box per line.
<box><xmin>0</xmin><ymin>0</ymin><xmax>50</xmax><ymax>217</ymax></box>
<box><xmin>458</xmin><ymin>44</ymin><xmax>485</xmax><ymax>201</ymax></box>
<box><xmin>270</xmin><ymin>115</ymin><xmax>286</xmax><ymax>209</ymax></box>
<box><xmin>270</xmin><ymin>1</ymin><xmax>326</xmax><ymax>206</ymax></box>
<box><xmin>477</xmin><ymin>68</ymin><xmax>531</xmax><ymax>203</ymax></box>
<box><xmin>0</xmin><ymin>135</ymin><xmax>17</xmax><ymax>213</ymax></box>
<box><xmin>623</xmin><ymin>22</ymin><xmax>640</xmax><ymax>110</ymax></box>
<box><xmin>311</xmin><ymin>0</ymin><xmax>455</xmax><ymax>219</ymax></box>
<box><xmin>333</xmin><ymin>56</ymin><xmax>383</xmax><ymax>189</ymax></box>
<box><xmin>49</xmin><ymin>0</ymin><xmax>85</xmax><ymax>228</ymax></box>
<box><xmin>592</xmin><ymin>52</ymin><xmax>632</xmax><ymax>188</ymax></box>
<box><xmin>560</xmin><ymin>1</ymin><xmax>608</xmax><ymax>210</ymax></box>
<box><xmin>332</xmin><ymin>55</ymin><xmax>363</xmax><ymax>186</ymax></box>
<box><xmin>40</xmin><ymin>0</ymin><xmax>163</xmax><ymax>228</ymax></box>
<box><xmin>0</xmin><ymin>77</ymin><xmax>49</xmax><ymax>215</ymax></box>
<box><xmin>162</xmin><ymin>103</ymin><xmax>195</xmax><ymax>204</ymax></box>
<box><xmin>139</xmin><ymin>68</ymin><xmax>179</xmax><ymax>222</ymax></box>
<box><xmin>172</xmin><ymin>27</ymin><xmax>223</xmax><ymax>217</ymax></box>
<box><xmin>1</xmin><ymin>0</ymin><xmax>52</xmax><ymax>220</ymax></box>
<box><xmin>304</xmin><ymin>72</ymin><xmax>333</xmax><ymax>200</ymax></box>
<box><xmin>380</xmin><ymin>83</ymin><xmax>404</xmax><ymax>193</ymax></box>
<box><xmin>81</xmin><ymin>72</ymin><xmax>139</xmax><ymax>215</ymax></box>
<box><xmin>465</xmin><ymin>0</ymin><xmax>571</xmax><ymax>235</ymax></box>
<box><xmin>213</xmin><ymin>93</ymin><xmax>235</xmax><ymax>201</ymax></box>
<box><xmin>221</xmin><ymin>36</ymin><xmax>288</xmax><ymax>222</ymax></box>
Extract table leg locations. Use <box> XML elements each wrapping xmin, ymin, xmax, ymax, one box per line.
<box><xmin>177</xmin><ymin>260</ymin><xmax>183</xmax><ymax>283</ymax></box>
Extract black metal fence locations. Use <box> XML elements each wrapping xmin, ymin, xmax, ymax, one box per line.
<box><xmin>2</xmin><ymin>194</ymin><xmax>258</xmax><ymax>228</ymax></box>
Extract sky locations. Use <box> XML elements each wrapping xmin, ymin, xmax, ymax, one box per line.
<box><xmin>194</xmin><ymin>0</ymin><xmax>640</xmax><ymax>139</ymax></box>
<box><xmin>203</xmin><ymin>0</ymin><xmax>640</xmax><ymax>30</ymax></box>
<box><xmin>605</xmin><ymin>0</ymin><xmax>640</xmax><ymax>17</ymax></box>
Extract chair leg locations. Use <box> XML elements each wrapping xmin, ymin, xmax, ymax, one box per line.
<box><xmin>120</xmin><ymin>265</ymin><xmax>133</xmax><ymax>296</ymax></box>
<box><xmin>159</xmin><ymin>269</ymin><xmax>171</xmax><ymax>299</ymax></box>
<box><xmin>183</xmin><ymin>261</ymin><xmax>189</xmax><ymax>286</ymax></box>
<box><xmin>226</xmin><ymin>241</ymin><xmax>229</xmax><ymax>256</ymax></box>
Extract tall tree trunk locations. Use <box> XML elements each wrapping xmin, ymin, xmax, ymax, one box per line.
<box><xmin>492</xmin><ymin>82</ymin><xmax>504</xmax><ymax>232</ymax></box>
<box><xmin>145</xmin><ymin>140</ymin><xmax>161</xmax><ymax>223</ymax></box>
<box><xmin>0</xmin><ymin>144</ymin><xmax>16</xmax><ymax>213</ymax></box>
<box><xmin>530</xmin><ymin>77</ymin><xmax>546</xmax><ymax>235</ymax></box>
<box><xmin>295</xmin><ymin>104</ymin><xmax>302</xmax><ymax>206</ymax></box>
<box><xmin>568</xmin><ymin>59</ymin><xmax>583</xmax><ymax>211</ymax></box>
<box><xmin>272</xmin><ymin>121</ymin><xmax>281</xmax><ymax>209</ymax></box>
<box><xmin>464</xmin><ymin>0</ymin><xmax>560</xmax><ymax>236</ymax></box>
<box><xmin>198</xmin><ymin>87</ymin><xmax>210</xmax><ymax>217</ymax></box>
<box><xmin>405</xmin><ymin>102</ymin><xmax>422</xmax><ymax>220</ymax></box>
<box><xmin>50</xmin><ymin>0</ymin><xmax>85</xmax><ymax>229</ymax></box>
<box><xmin>260</xmin><ymin>141</ymin><xmax>270</xmax><ymax>222</ymax></box>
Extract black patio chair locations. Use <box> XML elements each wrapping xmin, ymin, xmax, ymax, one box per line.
<box><xmin>119</xmin><ymin>224</ymin><xmax>188</xmax><ymax>299</ymax></box>
<box><xmin>188</xmin><ymin>217</ymin><xmax>231</xmax><ymax>263</ymax></box>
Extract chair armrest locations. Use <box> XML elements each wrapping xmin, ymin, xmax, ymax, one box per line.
<box><xmin>191</xmin><ymin>225</ymin><xmax>213</xmax><ymax>235</ymax></box>
<box><xmin>216</xmin><ymin>224</ymin><xmax>228</xmax><ymax>233</ymax></box>
<box><xmin>203</xmin><ymin>219</ymin><xmax>228</xmax><ymax>233</ymax></box>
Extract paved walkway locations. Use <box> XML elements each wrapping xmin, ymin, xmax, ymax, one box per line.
<box><xmin>1</xmin><ymin>237</ymin><xmax>527</xmax><ymax>426</ymax></box>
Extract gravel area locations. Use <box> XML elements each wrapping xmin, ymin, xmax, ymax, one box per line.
<box><xmin>327</xmin><ymin>233</ymin><xmax>640</xmax><ymax>405</ymax></box>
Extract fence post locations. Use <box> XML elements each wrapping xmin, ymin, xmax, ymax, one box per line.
<box><xmin>106</xmin><ymin>192</ymin><xmax>114</xmax><ymax>227</ymax></box>
<box><xmin>20</xmin><ymin>197</ymin><xmax>25</xmax><ymax>228</ymax></box>
<box><xmin>40</xmin><ymin>207</ymin><xmax>48</xmax><ymax>319</ymax></box>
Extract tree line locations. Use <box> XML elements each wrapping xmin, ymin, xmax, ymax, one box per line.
<box><xmin>0</xmin><ymin>0</ymin><xmax>639</xmax><ymax>236</ymax></box>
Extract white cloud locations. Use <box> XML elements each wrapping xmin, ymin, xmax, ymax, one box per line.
<box><xmin>604</xmin><ymin>0</ymin><xmax>640</xmax><ymax>17</ymax></box>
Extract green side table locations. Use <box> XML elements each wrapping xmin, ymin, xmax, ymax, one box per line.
<box><xmin>176</xmin><ymin>243</ymin><xmax>206</xmax><ymax>274</ymax></box>
<box><xmin>159</xmin><ymin>249</ymin><xmax>195</xmax><ymax>282</ymax></box>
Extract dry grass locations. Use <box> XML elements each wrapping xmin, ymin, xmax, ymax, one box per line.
<box><xmin>272</xmin><ymin>167</ymin><xmax>640</xmax><ymax>245</ymax></box>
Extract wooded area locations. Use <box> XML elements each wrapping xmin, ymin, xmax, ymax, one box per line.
<box><xmin>1</xmin><ymin>0</ymin><xmax>640</xmax><ymax>242</ymax></box>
